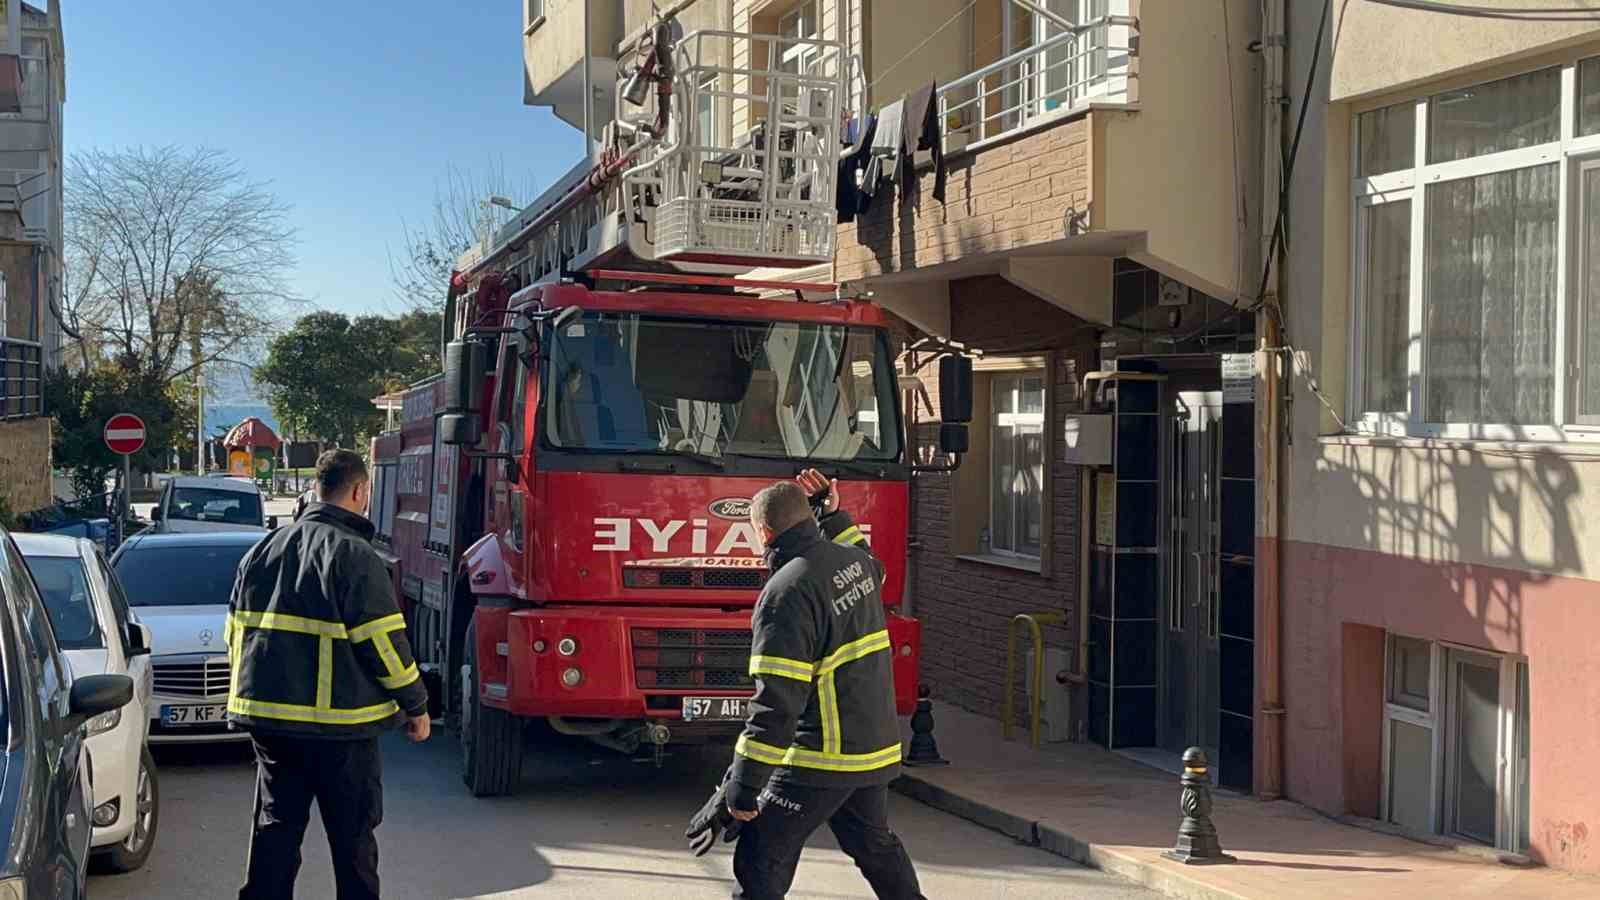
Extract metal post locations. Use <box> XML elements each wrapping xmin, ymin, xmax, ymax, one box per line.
<box><xmin>119</xmin><ymin>453</ymin><xmax>130</xmax><ymax>547</ymax></box>
<box><xmin>581</xmin><ymin>1</ymin><xmax>594</xmax><ymax>155</ymax></box>
<box><xmin>1162</xmin><ymin>748</ymin><xmax>1236</xmax><ymax>865</ymax></box>
<box><xmin>196</xmin><ymin>365</ymin><xmax>205</xmax><ymax>476</ymax></box>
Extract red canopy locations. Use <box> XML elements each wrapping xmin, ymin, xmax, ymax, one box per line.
<box><xmin>223</xmin><ymin>416</ymin><xmax>282</xmax><ymax>451</ymax></box>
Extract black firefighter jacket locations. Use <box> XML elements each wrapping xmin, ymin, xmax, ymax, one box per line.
<box><xmin>225</xmin><ymin>503</ymin><xmax>429</xmax><ymax>739</ymax></box>
<box><xmin>729</xmin><ymin>510</ymin><xmax>902</xmax><ymax>791</ymax></box>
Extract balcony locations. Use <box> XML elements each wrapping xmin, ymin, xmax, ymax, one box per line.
<box><xmin>938</xmin><ymin>10</ymin><xmax>1138</xmax><ymax>154</ymax></box>
<box><xmin>521</xmin><ymin>0</ymin><xmax>621</xmax><ymax>133</ymax></box>
<box><xmin>0</xmin><ymin>336</ymin><xmax>41</xmax><ymax>420</ymax></box>
<box><xmin>836</xmin><ymin>0</ymin><xmax>1257</xmax><ymax>336</ymax></box>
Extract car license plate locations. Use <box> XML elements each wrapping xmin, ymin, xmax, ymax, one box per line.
<box><xmin>162</xmin><ymin>704</ymin><xmax>227</xmax><ymax>726</ymax></box>
<box><xmin>681</xmin><ymin>697</ymin><xmax>748</xmax><ymax>722</ymax></box>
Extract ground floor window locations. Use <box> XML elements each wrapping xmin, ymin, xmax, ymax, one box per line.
<box><xmin>1382</xmin><ymin>634</ymin><xmax>1530</xmax><ymax>852</ymax></box>
<box><xmin>989</xmin><ymin>372</ymin><xmax>1046</xmax><ymax>558</ymax></box>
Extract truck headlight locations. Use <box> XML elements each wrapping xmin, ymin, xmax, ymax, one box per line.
<box><xmin>560</xmin><ymin>667</ymin><xmax>583</xmax><ymax>688</ymax></box>
<box><xmin>86</xmin><ymin>708</ymin><xmax>122</xmax><ymax>737</ymax></box>
<box><xmin>557</xmin><ymin>637</ymin><xmax>579</xmax><ymax>657</ymax></box>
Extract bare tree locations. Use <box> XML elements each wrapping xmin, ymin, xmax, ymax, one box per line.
<box><xmin>58</xmin><ymin>146</ymin><xmax>299</xmax><ymax>380</ymax></box>
<box><xmin>389</xmin><ymin>161</ymin><xmax>538</xmax><ymax>312</ymax></box>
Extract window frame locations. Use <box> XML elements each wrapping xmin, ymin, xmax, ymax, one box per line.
<box><xmin>1347</xmin><ymin>59</ymin><xmax>1600</xmax><ymax>442</ymax></box>
<box><xmin>988</xmin><ymin>371</ymin><xmax>1047</xmax><ymax>559</ymax></box>
<box><xmin>1379</xmin><ymin>633</ymin><xmax>1531</xmax><ymax>852</ymax></box>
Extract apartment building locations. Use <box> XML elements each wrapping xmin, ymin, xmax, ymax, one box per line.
<box><xmin>0</xmin><ymin>0</ymin><xmax>64</xmax><ymax>517</ymax></box>
<box><xmin>1273</xmin><ymin>0</ymin><xmax>1600</xmax><ymax>873</ymax></box>
<box><xmin>522</xmin><ymin>0</ymin><xmax>1273</xmax><ymax>791</ymax></box>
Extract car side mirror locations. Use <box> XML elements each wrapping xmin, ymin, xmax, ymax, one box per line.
<box><xmin>149</xmin><ymin>506</ymin><xmax>163</xmax><ymax>521</ymax></box>
<box><xmin>69</xmin><ymin>674</ymin><xmax>133</xmax><ymax>726</ymax></box>
<box><xmin>127</xmin><ymin>621</ymin><xmax>153</xmax><ymax>657</ymax></box>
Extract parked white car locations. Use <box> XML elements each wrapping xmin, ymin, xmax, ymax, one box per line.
<box><xmin>13</xmin><ymin>533</ymin><xmax>160</xmax><ymax>873</ymax></box>
<box><xmin>149</xmin><ymin>475</ymin><xmax>274</xmax><ymax>533</ymax></box>
<box><xmin>111</xmin><ymin>531</ymin><xmax>264</xmax><ymax>745</ymax></box>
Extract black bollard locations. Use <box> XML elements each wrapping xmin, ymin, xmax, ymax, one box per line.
<box><xmin>1161</xmin><ymin>747</ymin><xmax>1235</xmax><ymax>865</ymax></box>
<box><xmin>903</xmin><ymin>684</ymin><xmax>949</xmax><ymax>767</ymax></box>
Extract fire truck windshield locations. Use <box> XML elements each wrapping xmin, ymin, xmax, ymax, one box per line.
<box><xmin>543</xmin><ymin>311</ymin><xmax>900</xmax><ymax>464</ymax></box>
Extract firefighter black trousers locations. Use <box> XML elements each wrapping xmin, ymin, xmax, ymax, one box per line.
<box><xmin>732</xmin><ymin>783</ymin><xmax>925</xmax><ymax>900</ymax></box>
<box><xmin>239</xmin><ymin>734</ymin><xmax>383</xmax><ymax>900</ymax></box>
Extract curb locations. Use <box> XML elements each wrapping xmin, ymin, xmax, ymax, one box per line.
<box><xmin>892</xmin><ymin>774</ymin><xmax>1249</xmax><ymax>900</ymax></box>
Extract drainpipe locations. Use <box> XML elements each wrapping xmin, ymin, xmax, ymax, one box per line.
<box><xmin>1255</xmin><ymin>0</ymin><xmax>1288</xmax><ymax>802</ymax></box>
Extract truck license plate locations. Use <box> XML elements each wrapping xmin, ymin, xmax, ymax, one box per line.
<box><xmin>681</xmin><ymin>697</ymin><xmax>748</xmax><ymax>722</ymax></box>
<box><xmin>162</xmin><ymin>704</ymin><xmax>226</xmax><ymax>726</ymax></box>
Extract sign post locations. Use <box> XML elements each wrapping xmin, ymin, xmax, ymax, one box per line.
<box><xmin>103</xmin><ymin>413</ymin><xmax>147</xmax><ymax>547</ymax></box>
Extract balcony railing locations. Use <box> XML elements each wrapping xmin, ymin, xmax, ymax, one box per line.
<box><xmin>0</xmin><ymin>337</ymin><xmax>43</xmax><ymax>420</ymax></box>
<box><xmin>938</xmin><ymin>13</ymin><xmax>1137</xmax><ymax>151</ymax></box>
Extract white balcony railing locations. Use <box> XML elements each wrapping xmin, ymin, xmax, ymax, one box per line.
<box><xmin>938</xmin><ymin>12</ymin><xmax>1137</xmax><ymax>151</ymax></box>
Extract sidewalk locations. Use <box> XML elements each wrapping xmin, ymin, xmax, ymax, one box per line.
<box><xmin>895</xmin><ymin>706</ymin><xmax>1598</xmax><ymax>900</ymax></box>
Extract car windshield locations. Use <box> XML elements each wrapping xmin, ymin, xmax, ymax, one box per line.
<box><xmin>168</xmin><ymin>487</ymin><xmax>262</xmax><ymax>525</ymax></box>
<box><xmin>115</xmin><ymin>542</ymin><xmax>257</xmax><ymax>607</ymax></box>
<box><xmin>542</xmin><ymin>313</ymin><xmax>900</xmax><ymax>462</ymax></box>
<box><xmin>23</xmin><ymin>556</ymin><xmax>103</xmax><ymax>650</ymax></box>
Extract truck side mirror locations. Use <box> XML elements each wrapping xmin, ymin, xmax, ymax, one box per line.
<box><xmin>938</xmin><ymin>423</ymin><xmax>969</xmax><ymax>455</ymax></box>
<box><xmin>441</xmin><ymin>339</ymin><xmax>488</xmax><ymax>446</ymax></box>
<box><xmin>939</xmin><ymin>355</ymin><xmax>973</xmax><ymax>423</ymax></box>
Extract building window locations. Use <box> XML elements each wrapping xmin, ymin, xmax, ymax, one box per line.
<box><xmin>18</xmin><ymin>36</ymin><xmax>46</xmax><ymax>119</ymax></box>
<box><xmin>1349</xmin><ymin>59</ymin><xmax>1600</xmax><ymax>440</ymax></box>
<box><xmin>777</xmin><ymin>1</ymin><xmax>821</xmax><ymax>81</ymax></box>
<box><xmin>523</xmin><ymin>0</ymin><xmax>545</xmax><ymax>33</ymax></box>
<box><xmin>1381</xmin><ymin>634</ymin><xmax>1530</xmax><ymax>852</ymax></box>
<box><xmin>989</xmin><ymin>373</ymin><xmax>1045</xmax><ymax>557</ymax></box>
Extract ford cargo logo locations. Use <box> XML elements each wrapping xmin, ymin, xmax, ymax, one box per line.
<box><xmin>708</xmin><ymin>497</ymin><xmax>751</xmax><ymax>521</ymax></box>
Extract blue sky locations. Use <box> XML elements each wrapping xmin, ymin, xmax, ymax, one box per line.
<box><xmin>64</xmin><ymin>1</ymin><xmax>584</xmax><ymax>318</ymax></box>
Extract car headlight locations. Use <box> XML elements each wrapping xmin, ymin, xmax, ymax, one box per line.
<box><xmin>0</xmin><ymin>875</ymin><xmax>26</xmax><ymax>900</ymax></box>
<box><xmin>86</xmin><ymin>708</ymin><xmax>121</xmax><ymax>737</ymax></box>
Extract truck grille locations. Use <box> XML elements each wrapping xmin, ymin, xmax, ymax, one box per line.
<box><xmin>632</xmin><ymin>628</ymin><xmax>753</xmax><ymax>689</ymax></box>
<box><xmin>153</xmin><ymin>655</ymin><xmax>231</xmax><ymax>699</ymax></box>
<box><xmin>623</xmin><ymin>567</ymin><xmax>767</xmax><ymax>590</ymax></box>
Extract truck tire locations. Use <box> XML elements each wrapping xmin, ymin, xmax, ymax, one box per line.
<box><xmin>460</xmin><ymin>621</ymin><xmax>523</xmax><ymax>797</ymax></box>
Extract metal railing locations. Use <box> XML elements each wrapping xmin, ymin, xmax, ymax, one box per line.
<box><xmin>938</xmin><ymin>14</ymin><xmax>1137</xmax><ymax>150</ymax></box>
<box><xmin>0</xmin><ymin>336</ymin><xmax>42</xmax><ymax>420</ymax></box>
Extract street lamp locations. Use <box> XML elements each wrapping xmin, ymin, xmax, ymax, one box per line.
<box><xmin>478</xmin><ymin>196</ymin><xmax>521</xmax><ymax>251</ymax></box>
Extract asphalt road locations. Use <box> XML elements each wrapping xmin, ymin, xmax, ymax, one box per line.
<box><xmin>91</xmin><ymin>730</ymin><xmax>1155</xmax><ymax>900</ymax></box>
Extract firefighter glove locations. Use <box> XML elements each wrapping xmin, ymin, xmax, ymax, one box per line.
<box><xmin>686</xmin><ymin>781</ymin><xmax>741</xmax><ymax>856</ymax></box>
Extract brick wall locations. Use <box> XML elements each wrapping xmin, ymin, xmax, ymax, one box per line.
<box><xmin>837</xmin><ymin>117</ymin><xmax>1091</xmax><ymax>283</ymax></box>
<box><xmin>897</xmin><ymin>276</ymin><xmax>1100</xmax><ymax>722</ymax></box>
<box><xmin>0</xmin><ymin>416</ymin><xmax>51</xmax><ymax>515</ymax></box>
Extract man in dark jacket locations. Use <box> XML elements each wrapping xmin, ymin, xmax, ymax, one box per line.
<box><xmin>227</xmin><ymin>448</ymin><xmax>431</xmax><ymax>900</ymax></box>
<box><xmin>688</xmin><ymin>469</ymin><xmax>924</xmax><ymax>899</ymax></box>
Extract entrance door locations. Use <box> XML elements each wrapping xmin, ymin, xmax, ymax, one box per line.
<box><xmin>1159</xmin><ymin>391</ymin><xmax>1222</xmax><ymax>761</ymax></box>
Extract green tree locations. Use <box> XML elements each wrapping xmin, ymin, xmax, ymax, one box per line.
<box><xmin>256</xmin><ymin>312</ymin><xmax>381</xmax><ymax>448</ymax></box>
<box><xmin>45</xmin><ymin>363</ymin><xmax>195</xmax><ymax>505</ymax></box>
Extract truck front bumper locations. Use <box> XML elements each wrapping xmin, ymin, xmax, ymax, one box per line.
<box><xmin>480</xmin><ymin>606</ymin><xmax>922</xmax><ymax>718</ymax></box>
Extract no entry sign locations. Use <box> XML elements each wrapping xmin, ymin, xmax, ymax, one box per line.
<box><xmin>103</xmin><ymin>413</ymin><xmax>147</xmax><ymax>455</ymax></box>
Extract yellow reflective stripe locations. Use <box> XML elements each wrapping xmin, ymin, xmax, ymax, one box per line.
<box><xmin>349</xmin><ymin>613</ymin><xmax>406</xmax><ymax>643</ymax></box>
<box><xmin>372</xmin><ymin>631</ymin><xmax>406</xmax><ymax>679</ymax></box>
<box><xmin>832</xmin><ymin>525</ymin><xmax>865</xmax><ymax>546</ymax></box>
<box><xmin>229</xmin><ymin>696</ymin><xmax>400</xmax><ymax>726</ymax></box>
<box><xmin>816</xmin><ymin>629</ymin><xmax>892</xmax><ymax>675</ymax></box>
<box><xmin>735</xmin><ymin>736</ymin><xmax>902</xmax><ymax>773</ymax></box>
<box><xmin>818</xmin><ymin>671</ymin><xmax>842</xmax><ymax>754</ymax></box>
<box><xmin>379</xmin><ymin>663</ymin><xmax>420</xmax><ymax>691</ymax></box>
<box><xmin>316</xmin><ymin>636</ymin><xmax>333</xmax><ymax>710</ymax></box>
<box><xmin>749</xmin><ymin>655</ymin><xmax>814</xmax><ymax>683</ymax></box>
<box><xmin>231</xmin><ymin>609</ymin><xmax>348</xmax><ymax>639</ymax></box>
<box><xmin>227</xmin><ymin>615</ymin><xmax>243</xmax><ymax>702</ymax></box>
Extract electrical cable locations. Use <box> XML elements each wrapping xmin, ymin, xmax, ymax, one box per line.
<box><xmin>1367</xmin><ymin>0</ymin><xmax>1600</xmax><ymax>22</ymax></box>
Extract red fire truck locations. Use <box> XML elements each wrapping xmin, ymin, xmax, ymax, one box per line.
<box><xmin>371</xmin><ymin>12</ymin><xmax>969</xmax><ymax>796</ymax></box>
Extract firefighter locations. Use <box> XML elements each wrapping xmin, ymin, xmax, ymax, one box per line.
<box><xmin>226</xmin><ymin>448</ymin><xmax>431</xmax><ymax>900</ymax></box>
<box><xmin>687</xmin><ymin>469</ymin><xmax>926</xmax><ymax>899</ymax></box>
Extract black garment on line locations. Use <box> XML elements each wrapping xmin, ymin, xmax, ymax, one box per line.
<box><xmin>239</xmin><ymin>734</ymin><xmax>383</xmax><ymax>900</ymax></box>
<box><xmin>837</xmin><ymin>113</ymin><xmax>879</xmax><ymax>223</ymax></box>
<box><xmin>731</xmin><ymin>783</ymin><xmax>925</xmax><ymax>900</ymax></box>
<box><xmin>900</xmin><ymin>81</ymin><xmax>947</xmax><ymax>204</ymax></box>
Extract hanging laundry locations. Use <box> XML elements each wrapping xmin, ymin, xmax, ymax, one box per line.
<box><xmin>836</xmin><ymin>113</ymin><xmax>879</xmax><ymax>223</ymax></box>
<box><xmin>901</xmin><ymin>81</ymin><xmax>947</xmax><ymax>203</ymax></box>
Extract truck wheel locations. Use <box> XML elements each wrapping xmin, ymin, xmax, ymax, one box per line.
<box><xmin>460</xmin><ymin>621</ymin><xmax>523</xmax><ymax>797</ymax></box>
